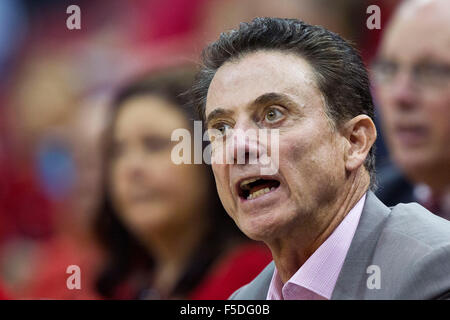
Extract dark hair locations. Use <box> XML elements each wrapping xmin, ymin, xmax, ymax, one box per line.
<box><xmin>95</xmin><ymin>65</ymin><xmax>244</xmax><ymax>298</ymax></box>
<box><xmin>189</xmin><ymin>17</ymin><xmax>376</xmax><ymax>187</ymax></box>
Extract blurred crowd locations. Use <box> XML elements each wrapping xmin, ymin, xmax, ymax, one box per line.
<box><xmin>0</xmin><ymin>0</ymin><xmax>448</xmax><ymax>299</ymax></box>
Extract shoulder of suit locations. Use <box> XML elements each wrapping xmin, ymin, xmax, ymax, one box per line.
<box><xmin>383</xmin><ymin>201</ymin><xmax>450</xmax><ymax>250</ymax></box>
<box><xmin>378</xmin><ymin>203</ymin><xmax>450</xmax><ymax>299</ymax></box>
<box><xmin>340</xmin><ymin>196</ymin><xmax>450</xmax><ymax>299</ymax></box>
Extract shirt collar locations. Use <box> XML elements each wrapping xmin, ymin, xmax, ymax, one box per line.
<box><xmin>267</xmin><ymin>193</ymin><xmax>366</xmax><ymax>300</ymax></box>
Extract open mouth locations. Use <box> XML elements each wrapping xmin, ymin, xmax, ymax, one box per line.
<box><xmin>237</xmin><ymin>177</ymin><xmax>281</xmax><ymax>200</ymax></box>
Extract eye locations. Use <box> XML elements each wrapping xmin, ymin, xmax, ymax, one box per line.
<box><xmin>143</xmin><ymin>136</ymin><xmax>169</xmax><ymax>152</ymax></box>
<box><xmin>264</xmin><ymin>108</ymin><xmax>283</xmax><ymax>123</ymax></box>
<box><xmin>373</xmin><ymin>60</ymin><xmax>398</xmax><ymax>81</ymax></box>
<box><xmin>213</xmin><ymin>123</ymin><xmax>232</xmax><ymax>136</ymax></box>
<box><xmin>416</xmin><ymin>63</ymin><xmax>450</xmax><ymax>80</ymax></box>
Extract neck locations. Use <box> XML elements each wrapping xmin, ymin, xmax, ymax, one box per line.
<box><xmin>268</xmin><ymin>169</ymin><xmax>369</xmax><ymax>284</ymax></box>
<box><xmin>143</xmin><ymin>217</ymin><xmax>210</xmax><ymax>295</ymax></box>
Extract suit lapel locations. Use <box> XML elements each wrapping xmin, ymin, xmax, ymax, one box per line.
<box><xmin>240</xmin><ymin>261</ymin><xmax>275</xmax><ymax>299</ymax></box>
<box><xmin>331</xmin><ymin>191</ymin><xmax>391</xmax><ymax>299</ymax></box>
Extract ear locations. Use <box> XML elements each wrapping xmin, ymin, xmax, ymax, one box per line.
<box><xmin>342</xmin><ymin>115</ymin><xmax>377</xmax><ymax>172</ymax></box>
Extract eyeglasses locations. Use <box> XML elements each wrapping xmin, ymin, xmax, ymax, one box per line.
<box><xmin>371</xmin><ymin>59</ymin><xmax>450</xmax><ymax>88</ymax></box>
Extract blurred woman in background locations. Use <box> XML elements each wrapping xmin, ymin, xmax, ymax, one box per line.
<box><xmin>95</xmin><ymin>66</ymin><xmax>272</xmax><ymax>299</ymax></box>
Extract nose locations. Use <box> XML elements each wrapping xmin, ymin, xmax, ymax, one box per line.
<box><xmin>122</xmin><ymin>150</ymin><xmax>149</xmax><ymax>182</ymax></box>
<box><xmin>226</xmin><ymin>122</ymin><xmax>261</xmax><ymax>165</ymax></box>
<box><xmin>390</xmin><ymin>69</ymin><xmax>419</xmax><ymax>111</ymax></box>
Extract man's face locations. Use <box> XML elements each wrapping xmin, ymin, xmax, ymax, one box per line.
<box><xmin>205</xmin><ymin>50</ymin><xmax>347</xmax><ymax>241</ymax></box>
<box><xmin>374</xmin><ymin>4</ymin><xmax>450</xmax><ymax>184</ymax></box>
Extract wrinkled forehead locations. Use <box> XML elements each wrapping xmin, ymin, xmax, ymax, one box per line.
<box><xmin>205</xmin><ymin>50</ymin><xmax>322</xmax><ymax>116</ymax></box>
<box><xmin>380</xmin><ymin>1</ymin><xmax>450</xmax><ymax>62</ymax></box>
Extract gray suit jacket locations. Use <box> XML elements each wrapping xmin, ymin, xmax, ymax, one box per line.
<box><xmin>230</xmin><ymin>191</ymin><xmax>450</xmax><ymax>299</ymax></box>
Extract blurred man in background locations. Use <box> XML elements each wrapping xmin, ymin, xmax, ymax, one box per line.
<box><xmin>373</xmin><ymin>0</ymin><xmax>450</xmax><ymax>220</ymax></box>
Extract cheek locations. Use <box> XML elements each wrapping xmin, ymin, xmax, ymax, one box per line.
<box><xmin>374</xmin><ymin>87</ymin><xmax>390</xmax><ymax>106</ymax></box>
<box><xmin>282</xmin><ymin>125</ymin><xmax>337</xmax><ymax>167</ymax></box>
<box><xmin>166</xmin><ymin>164</ymin><xmax>211</xmax><ymax>216</ymax></box>
<box><xmin>211</xmin><ymin>164</ymin><xmax>227</xmax><ymax>190</ymax></box>
<box><xmin>374</xmin><ymin>89</ymin><xmax>396</xmax><ymax>122</ymax></box>
<box><xmin>110</xmin><ymin>163</ymin><xmax>127</xmax><ymax>203</ymax></box>
<box><xmin>155</xmin><ymin>165</ymin><xmax>194</xmax><ymax>207</ymax></box>
<box><xmin>423</xmin><ymin>90</ymin><xmax>450</xmax><ymax>109</ymax></box>
<box><xmin>425</xmin><ymin>96</ymin><xmax>450</xmax><ymax>133</ymax></box>
<box><xmin>376</xmin><ymin>99</ymin><xmax>395</xmax><ymax>127</ymax></box>
<box><xmin>283</xmin><ymin>140</ymin><xmax>326</xmax><ymax>181</ymax></box>
<box><xmin>212</xmin><ymin>164</ymin><xmax>234</xmax><ymax>211</ymax></box>
<box><xmin>280</xmin><ymin>130</ymin><xmax>343</xmax><ymax>195</ymax></box>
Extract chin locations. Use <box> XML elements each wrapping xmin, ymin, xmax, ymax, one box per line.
<box><xmin>237</xmin><ymin>213</ymin><xmax>283</xmax><ymax>242</ymax></box>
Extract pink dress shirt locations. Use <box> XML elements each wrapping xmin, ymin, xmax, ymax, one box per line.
<box><xmin>267</xmin><ymin>193</ymin><xmax>367</xmax><ymax>300</ymax></box>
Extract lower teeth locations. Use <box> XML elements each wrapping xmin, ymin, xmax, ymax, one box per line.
<box><xmin>247</xmin><ymin>187</ymin><xmax>275</xmax><ymax>200</ymax></box>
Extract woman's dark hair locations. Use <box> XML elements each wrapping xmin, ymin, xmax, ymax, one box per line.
<box><xmin>94</xmin><ymin>65</ymin><xmax>244</xmax><ymax>299</ymax></box>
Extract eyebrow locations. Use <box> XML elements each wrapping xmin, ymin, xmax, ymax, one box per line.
<box><xmin>253</xmin><ymin>92</ymin><xmax>297</xmax><ymax>109</ymax></box>
<box><xmin>205</xmin><ymin>108</ymin><xmax>234</xmax><ymax>128</ymax></box>
<box><xmin>205</xmin><ymin>92</ymin><xmax>298</xmax><ymax>127</ymax></box>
